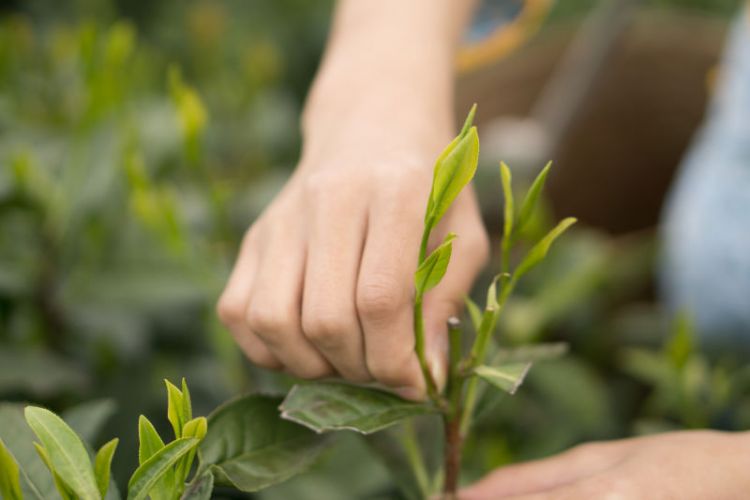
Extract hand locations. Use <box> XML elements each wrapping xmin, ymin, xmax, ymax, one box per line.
<box><xmin>460</xmin><ymin>430</ymin><xmax>750</xmax><ymax>499</ymax></box>
<box><xmin>217</xmin><ymin>103</ymin><xmax>488</xmax><ymax>400</ymax></box>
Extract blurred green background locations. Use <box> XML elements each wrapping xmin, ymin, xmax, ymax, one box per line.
<box><xmin>0</xmin><ymin>0</ymin><xmax>748</xmax><ymax>498</ymax></box>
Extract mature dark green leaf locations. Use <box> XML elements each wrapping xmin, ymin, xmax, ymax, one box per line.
<box><xmin>199</xmin><ymin>394</ymin><xmax>327</xmax><ymax>492</ymax></box>
<box><xmin>0</xmin><ymin>438</ymin><xmax>23</xmax><ymax>500</ymax></box>
<box><xmin>24</xmin><ymin>406</ymin><xmax>100</xmax><ymax>500</ymax></box>
<box><xmin>180</xmin><ymin>470</ymin><xmax>213</xmax><ymax>500</ymax></box>
<box><xmin>95</xmin><ymin>438</ymin><xmax>119</xmax><ymax>499</ymax></box>
<box><xmin>414</xmin><ymin>233</ymin><xmax>455</xmax><ymax>294</ymax></box>
<box><xmin>280</xmin><ymin>382</ymin><xmax>435</xmax><ymax>434</ymax></box>
<box><xmin>127</xmin><ymin>437</ymin><xmax>199</xmax><ymax>500</ymax></box>
<box><xmin>475</xmin><ymin>363</ymin><xmax>532</xmax><ymax>394</ymax></box>
<box><xmin>515</xmin><ymin>217</ymin><xmax>577</xmax><ymax>279</ymax></box>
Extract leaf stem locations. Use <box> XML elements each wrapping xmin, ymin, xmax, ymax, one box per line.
<box><xmin>413</xmin><ymin>294</ymin><xmax>439</xmax><ymax>403</ymax></box>
<box><xmin>402</xmin><ymin>420</ymin><xmax>431</xmax><ymax>498</ymax></box>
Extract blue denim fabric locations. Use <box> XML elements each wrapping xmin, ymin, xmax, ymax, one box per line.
<box><xmin>661</xmin><ymin>12</ymin><xmax>750</xmax><ymax>346</ymax></box>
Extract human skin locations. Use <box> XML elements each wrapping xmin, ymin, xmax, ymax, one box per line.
<box><xmin>216</xmin><ymin>0</ymin><xmax>484</xmax><ymax>400</ymax></box>
<box><xmin>460</xmin><ymin>431</ymin><xmax>750</xmax><ymax>499</ymax></box>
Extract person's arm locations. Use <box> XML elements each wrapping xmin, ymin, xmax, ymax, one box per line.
<box><xmin>217</xmin><ymin>0</ymin><xmax>486</xmax><ymax>400</ymax></box>
<box><xmin>460</xmin><ymin>430</ymin><xmax>750</xmax><ymax>499</ymax></box>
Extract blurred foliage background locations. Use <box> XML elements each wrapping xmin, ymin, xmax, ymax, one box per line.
<box><xmin>0</xmin><ymin>0</ymin><xmax>748</xmax><ymax>498</ymax></box>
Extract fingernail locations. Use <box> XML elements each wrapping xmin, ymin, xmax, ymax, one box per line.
<box><xmin>429</xmin><ymin>349</ymin><xmax>447</xmax><ymax>392</ymax></box>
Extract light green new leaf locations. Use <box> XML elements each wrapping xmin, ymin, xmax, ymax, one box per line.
<box><xmin>137</xmin><ymin>416</ymin><xmax>165</xmax><ymax>465</ymax></box>
<box><xmin>464</xmin><ymin>296</ymin><xmax>483</xmax><ymax>332</ymax></box>
<box><xmin>475</xmin><ymin>363</ymin><xmax>533</xmax><ymax>395</ymax></box>
<box><xmin>166</xmin><ymin>379</ymin><xmax>188</xmax><ymax>439</ymax></box>
<box><xmin>33</xmin><ymin>443</ymin><xmax>74</xmax><ymax>500</ymax></box>
<box><xmin>516</xmin><ymin>161</ymin><xmax>551</xmax><ymax>235</ymax></box>
<box><xmin>414</xmin><ymin>233</ymin><xmax>456</xmax><ymax>294</ymax></box>
<box><xmin>0</xmin><ymin>404</ymin><xmax>54</xmax><ymax>499</ymax></box>
<box><xmin>500</xmin><ymin>162</ymin><xmax>514</xmax><ymax>242</ymax></box>
<box><xmin>180</xmin><ymin>470</ymin><xmax>213</xmax><ymax>500</ymax></box>
<box><xmin>280</xmin><ymin>382</ymin><xmax>435</xmax><ymax>434</ymax></box>
<box><xmin>94</xmin><ymin>438</ymin><xmax>118</xmax><ymax>499</ymax></box>
<box><xmin>199</xmin><ymin>395</ymin><xmax>328</xmax><ymax>492</ymax></box>
<box><xmin>175</xmin><ymin>417</ymin><xmax>207</xmax><ymax>489</ymax></box>
<box><xmin>0</xmin><ymin>438</ymin><xmax>23</xmax><ymax>500</ymax></box>
<box><xmin>427</xmin><ymin>127</ymin><xmax>480</xmax><ymax>228</ymax></box>
<box><xmin>24</xmin><ymin>407</ymin><xmax>100</xmax><ymax>500</ymax></box>
<box><xmin>137</xmin><ymin>416</ymin><xmax>170</xmax><ymax>500</ymax></box>
<box><xmin>459</xmin><ymin>103</ymin><xmax>477</xmax><ymax>138</ymax></box>
<box><xmin>127</xmin><ymin>437</ymin><xmax>199</xmax><ymax>500</ymax></box>
<box><xmin>180</xmin><ymin>379</ymin><xmax>193</xmax><ymax>428</ymax></box>
<box><xmin>514</xmin><ymin>217</ymin><xmax>577</xmax><ymax>279</ymax></box>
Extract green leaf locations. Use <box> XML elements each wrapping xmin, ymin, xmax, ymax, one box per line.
<box><xmin>180</xmin><ymin>379</ymin><xmax>193</xmax><ymax>429</ymax></box>
<box><xmin>94</xmin><ymin>438</ymin><xmax>118</xmax><ymax>499</ymax></box>
<box><xmin>199</xmin><ymin>394</ymin><xmax>328</xmax><ymax>492</ymax></box>
<box><xmin>180</xmin><ymin>471</ymin><xmax>213</xmax><ymax>500</ymax></box>
<box><xmin>516</xmin><ymin>161</ymin><xmax>551</xmax><ymax>235</ymax></box>
<box><xmin>175</xmin><ymin>417</ymin><xmax>207</xmax><ymax>489</ymax></box>
<box><xmin>165</xmin><ymin>379</ymin><xmax>188</xmax><ymax>439</ymax></box>
<box><xmin>427</xmin><ymin>126</ymin><xmax>480</xmax><ymax>228</ymax></box>
<box><xmin>136</xmin><ymin>416</ymin><xmax>170</xmax><ymax>500</ymax></box>
<box><xmin>492</xmin><ymin>343</ymin><xmax>568</xmax><ymax>364</ymax></box>
<box><xmin>514</xmin><ymin>217</ymin><xmax>577</xmax><ymax>279</ymax></box>
<box><xmin>127</xmin><ymin>437</ymin><xmax>199</xmax><ymax>500</ymax></box>
<box><xmin>667</xmin><ymin>312</ymin><xmax>694</xmax><ymax>370</ymax></box>
<box><xmin>464</xmin><ymin>296</ymin><xmax>483</xmax><ymax>332</ymax></box>
<box><xmin>137</xmin><ymin>416</ymin><xmax>165</xmax><ymax>465</ymax></box>
<box><xmin>500</xmin><ymin>162</ymin><xmax>514</xmax><ymax>243</ymax></box>
<box><xmin>475</xmin><ymin>363</ymin><xmax>532</xmax><ymax>394</ymax></box>
<box><xmin>459</xmin><ymin>103</ymin><xmax>477</xmax><ymax>138</ymax></box>
<box><xmin>414</xmin><ymin>233</ymin><xmax>456</xmax><ymax>294</ymax></box>
<box><xmin>280</xmin><ymin>382</ymin><xmax>435</xmax><ymax>434</ymax></box>
<box><xmin>0</xmin><ymin>438</ymin><xmax>23</xmax><ymax>500</ymax></box>
<box><xmin>0</xmin><ymin>404</ymin><xmax>54</xmax><ymax>499</ymax></box>
<box><xmin>24</xmin><ymin>407</ymin><xmax>100</xmax><ymax>500</ymax></box>
<box><xmin>33</xmin><ymin>443</ymin><xmax>74</xmax><ymax>500</ymax></box>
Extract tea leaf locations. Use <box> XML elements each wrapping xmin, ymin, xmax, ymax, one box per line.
<box><xmin>127</xmin><ymin>437</ymin><xmax>199</xmax><ymax>500</ymax></box>
<box><xmin>414</xmin><ymin>233</ymin><xmax>456</xmax><ymax>294</ymax></box>
<box><xmin>427</xmin><ymin>127</ymin><xmax>479</xmax><ymax>228</ymax></box>
<box><xmin>464</xmin><ymin>296</ymin><xmax>483</xmax><ymax>331</ymax></box>
<box><xmin>175</xmin><ymin>417</ymin><xmax>207</xmax><ymax>489</ymax></box>
<box><xmin>459</xmin><ymin>103</ymin><xmax>477</xmax><ymax>137</ymax></box>
<box><xmin>280</xmin><ymin>382</ymin><xmax>435</xmax><ymax>434</ymax></box>
<box><xmin>137</xmin><ymin>416</ymin><xmax>171</xmax><ymax>500</ymax></box>
<box><xmin>33</xmin><ymin>443</ymin><xmax>75</xmax><ymax>500</ymax></box>
<box><xmin>94</xmin><ymin>438</ymin><xmax>119</xmax><ymax>498</ymax></box>
<box><xmin>165</xmin><ymin>379</ymin><xmax>188</xmax><ymax>439</ymax></box>
<box><xmin>475</xmin><ymin>363</ymin><xmax>533</xmax><ymax>395</ymax></box>
<box><xmin>516</xmin><ymin>161</ymin><xmax>551</xmax><ymax>235</ymax></box>
<box><xmin>0</xmin><ymin>438</ymin><xmax>23</xmax><ymax>500</ymax></box>
<box><xmin>514</xmin><ymin>217</ymin><xmax>577</xmax><ymax>279</ymax></box>
<box><xmin>24</xmin><ymin>406</ymin><xmax>100</xmax><ymax>500</ymax></box>
<box><xmin>180</xmin><ymin>470</ymin><xmax>213</xmax><ymax>500</ymax></box>
<box><xmin>500</xmin><ymin>162</ymin><xmax>514</xmax><ymax>244</ymax></box>
<box><xmin>0</xmin><ymin>404</ymin><xmax>54</xmax><ymax>499</ymax></box>
<box><xmin>199</xmin><ymin>394</ymin><xmax>328</xmax><ymax>492</ymax></box>
<box><xmin>137</xmin><ymin>416</ymin><xmax>165</xmax><ymax>465</ymax></box>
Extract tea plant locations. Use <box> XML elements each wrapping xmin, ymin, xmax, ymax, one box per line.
<box><xmin>0</xmin><ymin>106</ymin><xmax>575</xmax><ymax>500</ymax></box>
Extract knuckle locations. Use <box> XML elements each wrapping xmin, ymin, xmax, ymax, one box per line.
<box><xmin>357</xmin><ymin>277</ymin><xmax>407</xmax><ymax>320</ymax></box>
<box><xmin>245</xmin><ymin>305</ymin><xmax>291</xmax><ymax>340</ymax></box>
<box><xmin>247</xmin><ymin>350</ymin><xmax>282</xmax><ymax>371</ymax></box>
<box><xmin>302</xmin><ymin>312</ymin><xmax>350</xmax><ymax>348</ymax></box>
<box><xmin>216</xmin><ymin>294</ymin><xmax>245</xmax><ymax>325</ymax></box>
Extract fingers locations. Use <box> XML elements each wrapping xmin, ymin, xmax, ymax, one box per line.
<box><xmin>301</xmin><ymin>182</ymin><xmax>372</xmax><ymax>382</ymax></box>
<box><xmin>460</xmin><ymin>442</ymin><xmax>626</xmax><ymax>500</ymax></box>
<box><xmin>244</xmin><ymin>222</ymin><xmax>334</xmax><ymax>379</ymax></box>
<box><xmin>217</xmin><ymin>231</ymin><xmax>282</xmax><ymax>369</ymax></box>
<box><xmin>357</xmin><ymin>175</ymin><xmax>429</xmax><ymax>399</ymax></box>
<box><xmin>423</xmin><ymin>189</ymin><xmax>489</xmax><ymax>389</ymax></box>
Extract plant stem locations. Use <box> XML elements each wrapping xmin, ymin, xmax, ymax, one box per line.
<box><xmin>402</xmin><ymin>420</ymin><xmax>431</xmax><ymax>498</ymax></box>
<box><xmin>442</xmin><ymin>413</ymin><xmax>463</xmax><ymax>499</ymax></box>
<box><xmin>413</xmin><ymin>294</ymin><xmax>439</xmax><ymax>402</ymax></box>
